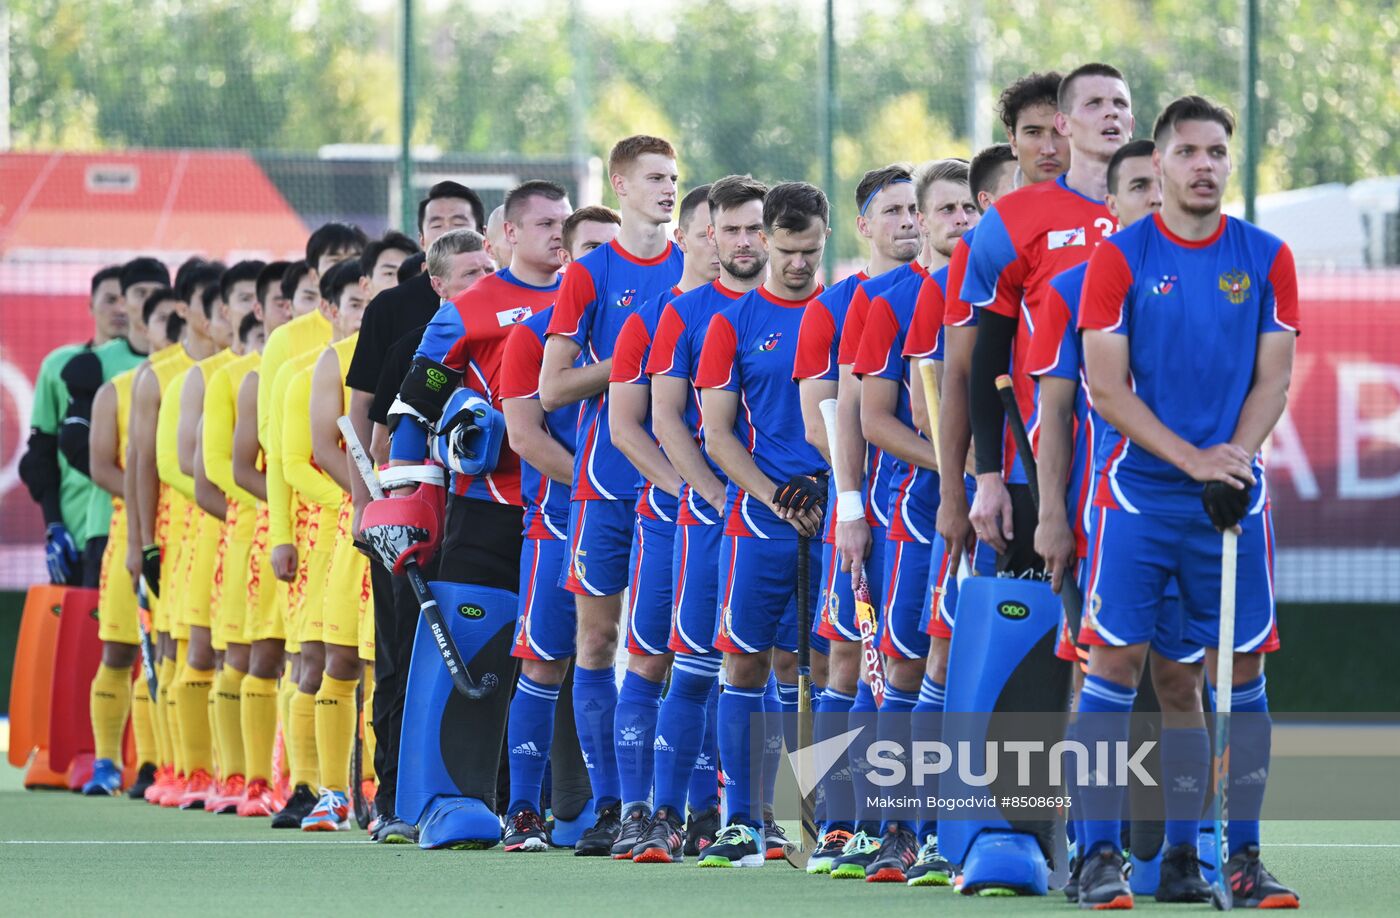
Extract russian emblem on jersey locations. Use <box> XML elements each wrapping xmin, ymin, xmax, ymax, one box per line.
<box><xmin>495</xmin><ymin>305</ymin><xmax>534</xmax><ymax>327</ymax></box>
<box><xmin>1047</xmin><ymin>227</ymin><xmax>1087</xmax><ymax>250</ymax></box>
<box><xmin>615</xmin><ymin>289</ymin><xmax>637</xmax><ymax>307</ymax></box>
<box><xmin>1219</xmin><ymin>270</ymin><xmax>1251</xmax><ymax>304</ymax></box>
<box><xmin>757</xmin><ymin>331</ymin><xmax>783</xmax><ymax>352</ymax></box>
<box><xmin>1151</xmin><ymin>274</ymin><xmax>1178</xmax><ymax>295</ymax></box>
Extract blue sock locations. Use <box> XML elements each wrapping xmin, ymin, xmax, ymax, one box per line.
<box><xmin>852</xmin><ymin>678</ymin><xmax>878</xmax><ymax>713</ymax></box>
<box><xmin>848</xmin><ymin>681</ymin><xmax>882</xmax><ymax>835</ymax></box>
<box><xmin>616</xmin><ymin>669</ymin><xmax>664</xmax><ymax>812</ymax></box>
<box><xmin>687</xmin><ymin>680</ymin><xmax>720</xmax><ymax>812</ymax></box>
<box><xmin>877</xmin><ymin>685</ymin><xmax>918</xmax><ymax>832</ymax></box>
<box><xmin>718</xmin><ymin>684</ymin><xmax>766</xmax><ymax>827</ymax></box>
<box><xmin>758</xmin><ymin>679</ymin><xmax>790</xmax><ymax>821</ymax></box>
<box><xmin>1077</xmin><ymin>674</ymin><xmax>1136</xmax><ymax>856</ymax></box>
<box><xmin>911</xmin><ymin>676</ymin><xmax>945</xmax><ymax>841</ymax></box>
<box><xmin>817</xmin><ymin>687</ymin><xmax>856</xmax><ymax>831</ymax></box>
<box><xmin>653</xmin><ymin>655</ymin><xmax>718</xmax><ymax>813</ymax></box>
<box><xmin>1161</xmin><ymin>727</ymin><xmax>1210</xmax><ymax>849</ymax></box>
<box><xmin>572</xmin><ymin>665</ymin><xmax>620</xmax><ymax>813</ymax></box>
<box><xmin>1064</xmin><ymin>719</ymin><xmax>1084</xmax><ymax>855</ymax></box>
<box><xmin>1214</xmin><ymin>675</ymin><xmax>1270</xmax><ymax>857</ymax></box>
<box><xmin>507</xmin><ymin>675</ymin><xmax>559</xmax><ymax>814</ymax></box>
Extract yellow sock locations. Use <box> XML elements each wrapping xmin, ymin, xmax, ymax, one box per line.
<box><xmin>130</xmin><ymin>678</ymin><xmax>157</xmax><ymax>768</ymax></box>
<box><xmin>288</xmin><ymin>689</ymin><xmax>320</xmax><ymax>790</ymax></box>
<box><xmin>240</xmin><ymin>674</ymin><xmax>279</xmax><ymax>784</ymax></box>
<box><xmin>215</xmin><ymin>667</ymin><xmax>245</xmax><ymax>778</ymax></box>
<box><xmin>277</xmin><ymin>671</ymin><xmax>298</xmax><ymax>781</ymax></box>
<box><xmin>208</xmin><ymin>673</ymin><xmax>221</xmax><ymax>779</ymax></box>
<box><xmin>175</xmin><ymin>667</ymin><xmax>215</xmax><ymax>775</ymax></box>
<box><xmin>362</xmin><ymin>665</ymin><xmax>377</xmax><ymax>781</ymax></box>
<box><xmin>159</xmin><ymin>657</ymin><xmax>180</xmax><ymax>772</ymax></box>
<box><xmin>88</xmin><ymin>662</ymin><xmax>132</xmax><ymax>763</ymax></box>
<box><xmin>314</xmin><ymin>675</ymin><xmax>358</xmax><ymax>793</ymax></box>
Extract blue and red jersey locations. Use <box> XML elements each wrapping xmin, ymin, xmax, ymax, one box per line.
<box><xmin>645</xmin><ymin>279</ymin><xmax>746</xmax><ymax>525</ymax></box>
<box><xmin>1079</xmin><ymin>213</ymin><xmax>1299</xmax><ymax>518</ymax></box>
<box><xmin>853</xmin><ymin>267</ymin><xmax>937</xmax><ymax>544</ymax></box>
<box><xmin>694</xmin><ymin>284</ymin><xmax>826</xmax><ymax>540</ymax></box>
<box><xmin>546</xmin><ymin>239</ymin><xmax>685</xmax><ymax>502</ymax></box>
<box><xmin>941</xmin><ymin>231</ymin><xmax>978</xmax><ymax>329</ymax></box>
<box><xmin>903</xmin><ymin>265</ymin><xmax>952</xmax><ymax>361</ymax></box>
<box><xmin>394</xmin><ymin>267</ymin><xmax>560</xmax><ymax>505</ymax></box>
<box><xmin>962</xmin><ymin>178</ymin><xmax>1115</xmax><ymax>482</ymax></box>
<box><xmin>1026</xmin><ymin>262</ymin><xmax>1093</xmax><ymax>556</ymax></box>
<box><xmin>609</xmin><ymin>286</ymin><xmax>682</xmax><ymax>522</ymax></box>
<box><xmin>499</xmin><ymin>308</ymin><xmax>575</xmax><ymax>540</ymax></box>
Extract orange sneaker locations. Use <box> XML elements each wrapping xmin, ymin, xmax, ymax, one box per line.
<box><xmin>145</xmin><ymin>766</ymin><xmax>172</xmax><ymax>804</ymax></box>
<box><xmin>237</xmin><ymin>778</ymin><xmax>279</xmax><ymax>817</ymax></box>
<box><xmin>210</xmin><ymin>774</ymin><xmax>245</xmax><ymax>814</ymax></box>
<box><xmin>361</xmin><ymin>778</ymin><xmax>377</xmax><ymax>806</ymax></box>
<box><xmin>159</xmin><ymin>772</ymin><xmax>188</xmax><ymax>807</ymax></box>
<box><xmin>178</xmin><ymin>769</ymin><xmax>215</xmax><ymax>810</ymax></box>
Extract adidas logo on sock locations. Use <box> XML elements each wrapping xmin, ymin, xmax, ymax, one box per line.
<box><xmin>1236</xmin><ymin>767</ymin><xmax>1268</xmax><ymax>785</ymax></box>
<box><xmin>511</xmin><ymin>741</ymin><xmax>542</xmax><ymax>757</ymax></box>
<box><xmin>654</xmin><ymin>734</ymin><xmax>674</xmax><ymax>752</ymax></box>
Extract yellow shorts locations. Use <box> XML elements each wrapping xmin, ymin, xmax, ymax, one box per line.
<box><xmin>282</xmin><ymin>499</ymin><xmax>313</xmax><ymax>654</ymax></box>
<box><xmin>243</xmin><ymin>503</ymin><xmax>283</xmax><ymax>644</ymax></box>
<box><xmin>181</xmin><ymin>511</ymin><xmax>221</xmax><ymax>634</ymax></box>
<box><xmin>320</xmin><ymin>499</ymin><xmax>363</xmax><ymax>649</ymax></box>
<box><xmin>358</xmin><ymin>553</ymin><xmax>375</xmax><ymax>662</ymax></box>
<box><xmin>97</xmin><ymin>502</ymin><xmax>140</xmax><ymax>645</ymax></box>
<box><xmin>152</xmin><ymin>492</ymin><xmax>183</xmax><ymax>634</ymax></box>
<box><xmin>208</xmin><ymin>523</ymin><xmax>230</xmax><ymax>649</ymax></box>
<box><xmin>160</xmin><ymin>500</ymin><xmax>195</xmax><ymax>637</ymax></box>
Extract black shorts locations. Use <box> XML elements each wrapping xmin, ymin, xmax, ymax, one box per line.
<box><xmin>438</xmin><ymin>497</ymin><xmax>524</xmax><ymax>593</ymax></box>
<box><xmin>81</xmin><ymin>535</ymin><xmax>107</xmax><ymax>589</ymax></box>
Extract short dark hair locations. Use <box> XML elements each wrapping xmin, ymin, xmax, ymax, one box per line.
<box><xmin>118</xmin><ymin>257</ymin><xmax>170</xmax><ymax>294</ymax></box>
<box><xmin>998</xmin><ymin>71</ymin><xmax>1063</xmax><ymax>135</ymax></box>
<box><xmin>219</xmin><ymin>259</ymin><xmax>267</xmax><ymax>303</ymax></box>
<box><xmin>305</xmin><ymin>222</ymin><xmax>368</xmax><ymax>268</ymax></box>
<box><xmin>1107</xmin><ymin>139</ymin><xmax>1157</xmax><ymax>195</ymax></box>
<box><xmin>763</xmin><ymin>182</ymin><xmax>828</xmax><ymax>233</ymax></box>
<box><xmin>237</xmin><ymin>311</ymin><xmax>263</xmax><ymax>345</ymax></box>
<box><xmin>503</xmin><ymin>180</ymin><xmax>569</xmax><ymax>224</ymax></box>
<box><xmin>398</xmin><ymin>252</ymin><xmax>426</xmax><ymax>283</ymax></box>
<box><xmin>562</xmin><ymin>206</ymin><xmax>621</xmax><ymax>254</ymax></box>
<box><xmin>417</xmin><ymin>181</ymin><xmax>486</xmax><ymax>235</ymax></box>
<box><xmin>1152</xmin><ymin>94</ymin><xmax>1235</xmax><ymax>146</ymax></box>
<box><xmin>608</xmin><ymin>135</ymin><xmax>676</xmax><ymax>177</ymax></box>
<box><xmin>279</xmin><ymin>260</ymin><xmax>313</xmax><ymax>302</ymax></box>
<box><xmin>319</xmin><ymin>258</ymin><xmax>365</xmax><ymax>305</ymax></box>
<box><xmin>707</xmin><ymin>174</ymin><xmax>768</xmax><ymax>219</ymax></box>
<box><xmin>678</xmin><ymin>184</ymin><xmax>712</xmax><ymax>230</ymax></box>
<box><xmin>969</xmin><ymin>144</ymin><xmax>1017</xmax><ymax>208</ymax></box>
<box><xmin>173</xmin><ymin>257</ymin><xmax>206</xmax><ymax>300</ymax></box>
<box><xmin>141</xmin><ymin>287</ymin><xmax>180</xmax><ymax>324</ymax></box>
<box><xmin>91</xmin><ymin>265</ymin><xmax>123</xmax><ymax>296</ymax></box>
<box><xmin>914</xmin><ymin>159</ymin><xmax>970</xmax><ymax>213</ymax></box>
<box><xmin>164</xmin><ymin>313</ymin><xmax>185</xmax><ymax>344</ymax></box>
<box><xmin>361</xmin><ymin>231</ymin><xmax>421</xmax><ymax>278</ymax></box>
<box><xmin>855</xmin><ymin>164</ymin><xmax>914</xmax><ymax>216</ymax></box>
<box><xmin>1057</xmin><ymin>62</ymin><xmax>1127</xmax><ymax>112</ymax></box>
<box><xmin>256</xmin><ymin>261</ymin><xmax>290</xmax><ymax>306</ymax></box>
<box><xmin>200</xmin><ymin>282</ymin><xmax>222</xmax><ymax>319</ymax></box>
<box><xmin>178</xmin><ymin>262</ymin><xmax>224</xmax><ymax>306</ymax></box>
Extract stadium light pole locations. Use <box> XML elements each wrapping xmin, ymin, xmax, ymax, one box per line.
<box><xmin>820</xmin><ymin>0</ymin><xmax>837</xmax><ymax>278</ymax></box>
<box><xmin>1242</xmin><ymin>0</ymin><xmax>1259</xmax><ymax>223</ymax></box>
<box><xmin>400</xmin><ymin>0</ymin><xmax>417</xmax><ymax>233</ymax></box>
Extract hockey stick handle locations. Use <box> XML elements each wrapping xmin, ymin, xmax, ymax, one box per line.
<box><xmin>337</xmin><ymin>416</ymin><xmax>386</xmax><ymax>501</ymax></box>
<box><xmin>1211</xmin><ymin>528</ymin><xmax>1239</xmax><ymax>910</ymax></box>
<box><xmin>919</xmin><ymin>359</ymin><xmax>973</xmax><ymax>575</ymax></box>
<box><xmin>995</xmin><ymin>374</ymin><xmax>1040</xmax><ymax>511</ymax></box>
<box><xmin>796</xmin><ymin>534</ymin><xmax>812</xmax><ymax>685</ymax></box>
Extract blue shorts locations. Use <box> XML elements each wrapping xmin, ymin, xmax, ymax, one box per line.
<box><xmin>669</xmin><ymin>521</ymin><xmax>723</xmax><ymax>656</ymax></box>
<box><xmin>1083</xmin><ymin>506</ymin><xmax>1280</xmax><ymax>654</ymax></box>
<box><xmin>513</xmin><ymin>537</ymin><xmax>576</xmax><ymax>661</ymax></box>
<box><xmin>1056</xmin><ymin>555</ymin><xmax>1204</xmax><ymax>665</ymax></box>
<box><xmin>561</xmin><ymin>498</ymin><xmax>634</xmax><ymax>597</ymax></box>
<box><xmin>921</xmin><ymin>474</ymin><xmax>998</xmax><ymax>639</ymax></box>
<box><xmin>626</xmin><ymin>515</ymin><xmax>675</xmax><ymax>656</ymax></box>
<box><xmin>816</xmin><ymin>525</ymin><xmax>886</xmax><ymax>644</ymax></box>
<box><xmin>878</xmin><ymin>539</ymin><xmax>933</xmax><ymax>660</ymax></box>
<box><xmin>715</xmin><ymin>535</ymin><xmax>826</xmax><ymax>656</ymax></box>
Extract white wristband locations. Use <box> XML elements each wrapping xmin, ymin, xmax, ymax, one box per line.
<box><xmin>836</xmin><ymin>490</ymin><xmax>865</xmax><ymax>522</ymax></box>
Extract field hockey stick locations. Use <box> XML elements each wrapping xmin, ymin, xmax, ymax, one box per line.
<box><xmin>1210</xmin><ymin>528</ymin><xmax>1238</xmax><ymax>911</ymax></box>
<box><xmin>995</xmin><ymin>375</ymin><xmax>1085</xmax><ymax>630</ymax></box>
<box><xmin>351</xmin><ymin>678</ymin><xmax>370</xmax><ymax>829</ymax></box>
<box><xmin>918</xmin><ymin>358</ymin><xmax>972</xmax><ymax>587</ymax></box>
<box><xmin>337</xmin><ymin>416</ymin><xmax>498</xmax><ymax>701</ymax></box>
<box><xmin>817</xmin><ymin>398</ymin><xmax>886</xmax><ymax>705</ymax></box>
<box><xmin>135</xmin><ymin>580</ymin><xmax>159</xmax><ymax>700</ymax></box>
<box><xmin>783</xmin><ymin>530</ymin><xmax>819</xmax><ymax>869</ymax></box>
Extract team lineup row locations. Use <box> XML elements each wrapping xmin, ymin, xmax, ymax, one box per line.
<box><xmin>19</xmin><ymin>62</ymin><xmax>1298</xmax><ymax>909</ymax></box>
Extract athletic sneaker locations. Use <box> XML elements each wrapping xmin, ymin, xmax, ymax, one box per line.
<box><xmin>696</xmin><ymin>821</ymin><xmax>765</xmax><ymax>868</ymax></box>
<box><xmin>158</xmin><ymin>772</ymin><xmax>187</xmax><ymax>808</ymax></box>
<box><xmin>236</xmin><ymin>778</ymin><xmax>279</xmax><ymax>817</ymax></box>
<box><xmin>761</xmin><ymin>816</ymin><xmax>790</xmax><ymax>860</ymax></box>
<box><xmin>573</xmin><ymin>803</ymin><xmax>622</xmax><ymax>857</ymax></box>
<box><xmin>503</xmin><ymin>807</ymin><xmax>550</xmax><ymax>852</ymax></box>
<box><xmin>178</xmin><ymin>769</ymin><xmax>216</xmax><ymax>810</ymax></box>
<box><xmin>612</xmin><ymin>805</ymin><xmax>651</xmax><ymax>859</ymax></box>
<box><xmin>806</xmin><ymin>828</ymin><xmax>853</xmax><ymax>875</ymax></box>
<box><xmin>683</xmin><ymin>806</ymin><xmax>720</xmax><ymax>857</ymax></box>
<box><xmin>828</xmin><ymin>830</ymin><xmax>881</xmax><ymax>879</ymax></box>
<box><xmin>81</xmin><ymin>758</ymin><xmax>122</xmax><ymax>796</ymax></box>
<box><xmin>373</xmin><ymin>813</ymin><xmax>419</xmax><ymax>845</ymax></box>
<box><xmin>210</xmin><ymin>774</ymin><xmax>245</xmax><ymax>814</ymax></box>
<box><xmin>1222</xmin><ymin>844</ymin><xmax>1300</xmax><ymax>909</ymax></box>
<box><xmin>1064</xmin><ymin>853</ymin><xmax>1082</xmax><ymax>903</ymax></box>
<box><xmin>271</xmin><ymin>783</ymin><xmax>318</xmax><ymax>829</ymax></box>
<box><xmin>1077</xmin><ymin>847</ymin><xmax>1133</xmax><ymax>910</ymax></box>
<box><xmin>1155</xmin><ymin>841</ymin><xmax>1211</xmax><ymax>903</ymax></box>
<box><xmin>126</xmin><ymin>762</ymin><xmax>157</xmax><ymax>800</ymax></box>
<box><xmin>906</xmin><ymin>834</ymin><xmax>954</xmax><ymax>887</ymax></box>
<box><xmin>301</xmin><ymin>789</ymin><xmax>351</xmax><ymax>831</ymax></box>
<box><xmin>632</xmin><ymin>806</ymin><xmax>685</xmax><ymax>863</ymax></box>
<box><xmin>865</xmin><ymin>826</ymin><xmax>918</xmax><ymax>883</ymax></box>
<box><xmin>145</xmin><ymin>766</ymin><xmax>174</xmax><ymax>804</ymax></box>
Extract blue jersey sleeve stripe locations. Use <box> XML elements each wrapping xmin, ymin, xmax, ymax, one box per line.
<box><xmin>961</xmin><ymin>206</ymin><xmax>1018</xmax><ymax>308</ymax></box>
